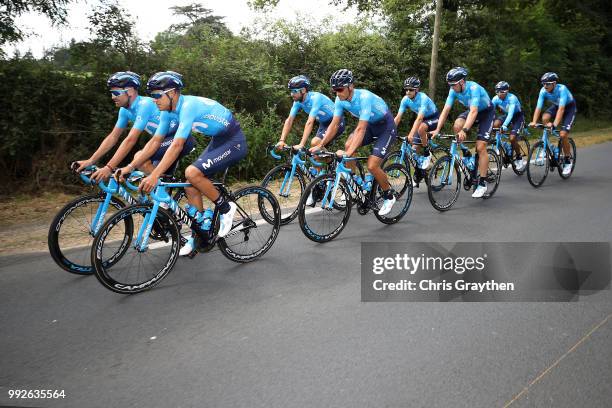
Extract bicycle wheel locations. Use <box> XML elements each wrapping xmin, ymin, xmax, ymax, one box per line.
<box><xmin>557</xmin><ymin>137</ymin><xmax>577</xmax><ymax>179</ymax></box>
<box><xmin>48</xmin><ymin>193</ymin><xmax>131</xmax><ymax>275</ymax></box>
<box><xmin>261</xmin><ymin>164</ymin><xmax>305</xmax><ymax>225</ymax></box>
<box><xmin>373</xmin><ymin>163</ymin><xmax>413</xmax><ymax>224</ymax></box>
<box><xmin>298</xmin><ymin>173</ymin><xmax>351</xmax><ymax>243</ymax></box>
<box><xmin>483</xmin><ymin>148</ymin><xmax>502</xmax><ymax>199</ymax></box>
<box><xmin>92</xmin><ymin>204</ymin><xmax>180</xmax><ymax>294</ymax></box>
<box><xmin>527</xmin><ymin>140</ymin><xmax>549</xmax><ymax>188</ymax></box>
<box><xmin>217</xmin><ymin>186</ymin><xmax>281</xmax><ymax>263</ymax></box>
<box><xmin>427</xmin><ymin>155</ymin><xmax>461</xmax><ymax>212</ymax></box>
<box><xmin>511</xmin><ymin>137</ymin><xmax>530</xmax><ymax>176</ymax></box>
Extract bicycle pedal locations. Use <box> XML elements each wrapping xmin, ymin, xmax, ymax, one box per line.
<box><xmin>187</xmin><ymin>250</ymin><xmax>198</xmax><ymax>259</ymax></box>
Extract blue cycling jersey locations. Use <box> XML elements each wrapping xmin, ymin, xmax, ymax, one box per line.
<box><xmin>333</xmin><ymin>89</ymin><xmax>389</xmax><ymax>123</ymax></box>
<box><xmin>536</xmin><ymin>84</ymin><xmax>574</xmax><ymax>109</ymax></box>
<box><xmin>289</xmin><ymin>91</ymin><xmax>335</xmax><ymax>124</ymax></box>
<box><xmin>115</xmin><ymin>96</ymin><xmax>166</xmax><ymax>135</ymax></box>
<box><xmin>492</xmin><ymin>92</ymin><xmax>522</xmax><ymax>127</ymax></box>
<box><xmin>445</xmin><ymin>81</ymin><xmax>491</xmax><ymax>112</ymax></box>
<box><xmin>165</xmin><ymin>95</ymin><xmax>235</xmax><ymax>139</ymax></box>
<box><xmin>398</xmin><ymin>92</ymin><xmax>438</xmax><ymax>118</ymax></box>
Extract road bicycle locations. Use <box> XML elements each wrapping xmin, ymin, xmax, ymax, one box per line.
<box><xmin>91</xmin><ymin>173</ymin><xmax>281</xmax><ymax>294</ymax></box>
<box><xmin>48</xmin><ymin>164</ymin><xmax>152</xmax><ymax>275</ymax></box>
<box><xmin>427</xmin><ymin>135</ymin><xmax>501</xmax><ymax>211</ymax></box>
<box><xmin>490</xmin><ymin>126</ymin><xmax>530</xmax><ymax>176</ymax></box>
<box><xmin>297</xmin><ymin>151</ymin><xmax>412</xmax><ymax>243</ymax></box>
<box><xmin>383</xmin><ymin>136</ymin><xmax>443</xmax><ymax>187</ymax></box>
<box><xmin>261</xmin><ymin>145</ymin><xmax>330</xmax><ymax>225</ymax></box>
<box><xmin>526</xmin><ymin>123</ymin><xmax>576</xmax><ymax>187</ymax></box>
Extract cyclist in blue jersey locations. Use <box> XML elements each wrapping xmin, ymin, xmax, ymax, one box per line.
<box><xmin>310</xmin><ymin>69</ymin><xmax>398</xmax><ymax>215</ymax></box>
<box><xmin>394</xmin><ymin>76</ymin><xmax>439</xmax><ymax>184</ymax></box>
<box><xmin>491</xmin><ymin>81</ymin><xmax>526</xmax><ymax>171</ymax></box>
<box><xmin>76</xmin><ymin>71</ymin><xmax>194</xmax><ymax>182</ymax></box>
<box><xmin>276</xmin><ymin>75</ymin><xmax>345</xmax><ymax>151</ymax></box>
<box><xmin>137</xmin><ymin>71</ymin><xmax>248</xmax><ymax>255</ymax></box>
<box><xmin>528</xmin><ymin>72</ymin><xmax>576</xmax><ymax>176</ymax></box>
<box><xmin>432</xmin><ymin>67</ymin><xmax>495</xmax><ymax>198</ymax></box>
<box><xmin>276</xmin><ymin>75</ymin><xmax>346</xmax><ymax>205</ymax></box>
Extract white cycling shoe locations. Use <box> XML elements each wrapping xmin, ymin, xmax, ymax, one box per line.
<box><xmin>562</xmin><ymin>162</ymin><xmax>572</xmax><ymax>176</ymax></box>
<box><xmin>514</xmin><ymin>158</ymin><xmax>526</xmax><ymax>171</ymax></box>
<box><xmin>378</xmin><ymin>196</ymin><xmax>396</xmax><ymax>216</ymax></box>
<box><xmin>472</xmin><ymin>184</ymin><xmax>487</xmax><ymax>198</ymax></box>
<box><xmin>420</xmin><ymin>153</ymin><xmax>432</xmax><ymax>170</ymax></box>
<box><xmin>218</xmin><ymin>202</ymin><xmax>237</xmax><ymax>238</ymax></box>
<box><xmin>179</xmin><ymin>237</ymin><xmax>195</xmax><ymax>256</ymax></box>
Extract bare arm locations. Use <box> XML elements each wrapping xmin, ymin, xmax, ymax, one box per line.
<box><xmin>346</xmin><ymin>120</ymin><xmax>368</xmax><ymax>156</ymax></box>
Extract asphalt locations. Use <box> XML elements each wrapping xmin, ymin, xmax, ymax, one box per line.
<box><xmin>1</xmin><ymin>142</ymin><xmax>611</xmax><ymax>408</ymax></box>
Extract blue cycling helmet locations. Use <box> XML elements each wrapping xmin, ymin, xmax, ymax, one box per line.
<box><xmin>495</xmin><ymin>81</ymin><xmax>510</xmax><ymax>92</ymax></box>
<box><xmin>147</xmin><ymin>71</ymin><xmax>184</xmax><ymax>92</ymax></box>
<box><xmin>107</xmin><ymin>71</ymin><xmax>141</xmax><ymax>89</ymax></box>
<box><xmin>288</xmin><ymin>75</ymin><xmax>311</xmax><ymax>90</ymax></box>
<box><xmin>330</xmin><ymin>69</ymin><xmax>354</xmax><ymax>87</ymax></box>
<box><xmin>446</xmin><ymin>67</ymin><xmax>468</xmax><ymax>84</ymax></box>
<box><xmin>403</xmin><ymin>76</ymin><xmax>421</xmax><ymax>89</ymax></box>
<box><xmin>540</xmin><ymin>72</ymin><xmax>558</xmax><ymax>84</ymax></box>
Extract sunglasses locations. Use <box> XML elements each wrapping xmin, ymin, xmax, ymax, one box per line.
<box><xmin>405</xmin><ymin>88</ymin><xmax>417</xmax><ymax>92</ymax></box>
<box><xmin>150</xmin><ymin>88</ymin><xmax>175</xmax><ymax>99</ymax></box>
<box><xmin>332</xmin><ymin>87</ymin><xmax>347</xmax><ymax>93</ymax></box>
<box><xmin>110</xmin><ymin>89</ymin><xmax>128</xmax><ymax>96</ymax></box>
<box><xmin>289</xmin><ymin>88</ymin><xmax>302</xmax><ymax>94</ymax></box>
<box><xmin>542</xmin><ymin>82</ymin><xmax>555</xmax><ymax>86</ymax></box>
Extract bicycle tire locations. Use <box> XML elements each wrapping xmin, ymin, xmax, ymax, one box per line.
<box><xmin>557</xmin><ymin>137</ymin><xmax>577</xmax><ymax>179</ymax></box>
<box><xmin>427</xmin><ymin>155</ymin><xmax>461</xmax><ymax>212</ymax></box>
<box><xmin>261</xmin><ymin>164</ymin><xmax>305</xmax><ymax>225</ymax></box>
<box><xmin>373</xmin><ymin>163</ymin><xmax>413</xmax><ymax>224</ymax></box>
<box><xmin>527</xmin><ymin>140</ymin><xmax>549</xmax><ymax>188</ymax></box>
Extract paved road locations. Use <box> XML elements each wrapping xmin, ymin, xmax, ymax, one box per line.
<box><xmin>1</xmin><ymin>142</ymin><xmax>611</xmax><ymax>408</ymax></box>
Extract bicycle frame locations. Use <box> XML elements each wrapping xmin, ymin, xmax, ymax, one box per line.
<box><xmin>436</xmin><ymin>138</ymin><xmax>474</xmax><ymax>186</ymax></box>
<box><xmin>78</xmin><ymin>166</ymin><xmax>144</xmax><ymax>236</ymax></box>
<box><xmin>269</xmin><ymin>147</ymin><xmax>324</xmax><ymax>197</ymax></box>
<box><xmin>322</xmin><ymin>157</ymin><xmax>370</xmax><ymax>210</ymax></box>
<box><xmin>532</xmin><ymin>126</ymin><xmax>561</xmax><ymax>164</ymax></box>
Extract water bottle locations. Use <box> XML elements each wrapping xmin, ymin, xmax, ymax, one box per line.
<box><xmin>364</xmin><ymin>174</ymin><xmax>373</xmax><ymax>192</ymax></box>
<box><xmin>503</xmin><ymin>141</ymin><xmax>512</xmax><ymax>156</ymax></box>
<box><xmin>309</xmin><ymin>167</ymin><xmax>318</xmax><ymax>177</ymax></box>
<box><xmin>552</xmin><ymin>145</ymin><xmax>559</xmax><ymax>160</ymax></box>
<box><xmin>353</xmin><ymin>174</ymin><xmax>363</xmax><ymax>187</ymax></box>
<box><xmin>463</xmin><ymin>156</ymin><xmax>475</xmax><ymax>171</ymax></box>
<box><xmin>200</xmin><ymin>208</ymin><xmax>214</xmax><ymax>231</ymax></box>
<box><xmin>185</xmin><ymin>204</ymin><xmax>208</xmax><ymax>231</ymax></box>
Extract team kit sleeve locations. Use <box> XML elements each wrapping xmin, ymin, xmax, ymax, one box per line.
<box><xmin>115</xmin><ymin>108</ymin><xmax>130</xmax><ymax>129</ymax></box>
<box><xmin>132</xmin><ymin>101</ymin><xmax>155</xmax><ymax>131</ymax></box>
<box><xmin>417</xmin><ymin>96</ymin><xmax>428</xmax><ymax>115</ymax></box>
<box><xmin>503</xmin><ymin>99</ymin><xmax>517</xmax><ymax>127</ymax></box>
<box><xmin>445</xmin><ymin>89</ymin><xmax>456</xmax><ymax>107</ymax></box>
<box><xmin>358</xmin><ymin>93</ymin><xmax>373</xmax><ymax>121</ymax></box>
<box><xmin>333</xmin><ymin>97</ymin><xmax>345</xmax><ymax>117</ymax></box>
<box><xmin>289</xmin><ymin>101</ymin><xmax>301</xmax><ymax>118</ymax></box>
<box><xmin>154</xmin><ymin>111</ymin><xmax>173</xmax><ymax>137</ymax></box>
<box><xmin>558</xmin><ymin>87</ymin><xmax>568</xmax><ymax>107</ymax></box>
<box><xmin>398</xmin><ymin>96</ymin><xmax>408</xmax><ymax>114</ymax></box>
<box><xmin>469</xmin><ymin>84</ymin><xmax>480</xmax><ymax>107</ymax></box>
<box><xmin>174</xmin><ymin>110</ymin><xmax>197</xmax><ymax>139</ymax></box>
<box><xmin>536</xmin><ymin>88</ymin><xmax>546</xmax><ymax>110</ymax></box>
<box><xmin>309</xmin><ymin>94</ymin><xmax>323</xmax><ymax>119</ymax></box>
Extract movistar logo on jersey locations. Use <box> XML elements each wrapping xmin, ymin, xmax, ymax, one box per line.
<box><xmin>200</xmin><ymin>149</ymin><xmax>232</xmax><ymax>169</ymax></box>
<box><xmin>203</xmin><ymin>114</ymin><xmax>230</xmax><ymax>127</ymax></box>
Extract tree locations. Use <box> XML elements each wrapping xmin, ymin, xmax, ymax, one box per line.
<box><xmin>0</xmin><ymin>0</ymin><xmax>72</xmax><ymax>48</ymax></box>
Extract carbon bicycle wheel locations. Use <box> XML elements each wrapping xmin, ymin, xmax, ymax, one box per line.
<box><xmin>261</xmin><ymin>164</ymin><xmax>305</xmax><ymax>225</ymax></box>
<box><xmin>373</xmin><ymin>163</ymin><xmax>413</xmax><ymax>224</ymax></box>
<box><xmin>217</xmin><ymin>186</ymin><xmax>281</xmax><ymax>263</ymax></box>
<box><xmin>298</xmin><ymin>173</ymin><xmax>351</xmax><ymax>243</ymax></box>
<box><xmin>48</xmin><ymin>193</ymin><xmax>131</xmax><ymax>275</ymax></box>
<box><xmin>427</xmin><ymin>155</ymin><xmax>461</xmax><ymax>212</ymax></box>
<box><xmin>92</xmin><ymin>204</ymin><xmax>180</xmax><ymax>294</ymax></box>
<box><xmin>557</xmin><ymin>137</ymin><xmax>577</xmax><ymax>179</ymax></box>
<box><xmin>483</xmin><ymin>148</ymin><xmax>502</xmax><ymax>199</ymax></box>
<box><xmin>527</xmin><ymin>140</ymin><xmax>549</xmax><ymax>188</ymax></box>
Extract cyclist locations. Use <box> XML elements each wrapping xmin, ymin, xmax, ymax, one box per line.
<box><xmin>276</xmin><ymin>75</ymin><xmax>345</xmax><ymax>151</ymax></box>
<box><xmin>394</xmin><ymin>76</ymin><xmax>439</xmax><ymax>186</ymax></box>
<box><xmin>528</xmin><ymin>72</ymin><xmax>576</xmax><ymax>176</ymax></box>
<box><xmin>137</xmin><ymin>71</ymin><xmax>248</xmax><ymax>256</ymax></box>
<box><xmin>310</xmin><ymin>69</ymin><xmax>398</xmax><ymax>216</ymax></box>
<box><xmin>491</xmin><ymin>81</ymin><xmax>526</xmax><ymax>170</ymax></box>
<box><xmin>432</xmin><ymin>67</ymin><xmax>495</xmax><ymax>198</ymax></box>
<box><xmin>275</xmin><ymin>75</ymin><xmax>346</xmax><ymax>205</ymax></box>
<box><xmin>76</xmin><ymin>71</ymin><xmax>193</xmax><ymax>181</ymax></box>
